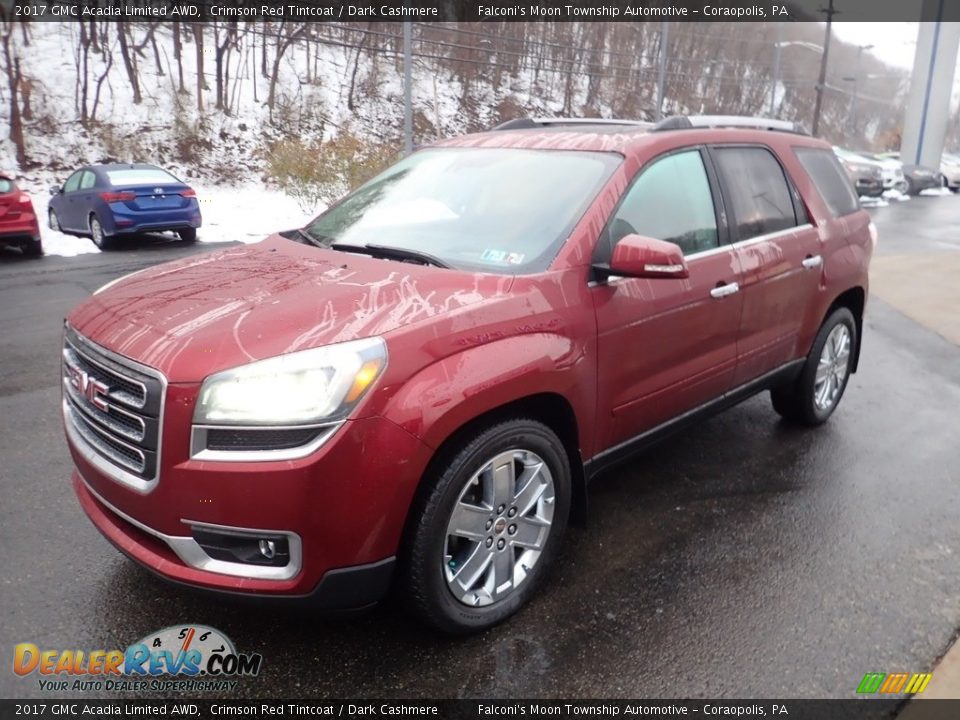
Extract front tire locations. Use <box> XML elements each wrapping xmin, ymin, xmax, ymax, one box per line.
<box><xmin>401</xmin><ymin>419</ymin><xmax>571</xmax><ymax>634</ymax></box>
<box><xmin>771</xmin><ymin>307</ymin><xmax>857</xmax><ymax>426</ymax></box>
<box><xmin>89</xmin><ymin>215</ymin><xmax>113</xmax><ymax>250</ymax></box>
<box><xmin>48</xmin><ymin>209</ymin><xmax>62</xmax><ymax>233</ymax></box>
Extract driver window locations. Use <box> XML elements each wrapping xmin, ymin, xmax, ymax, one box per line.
<box><xmin>79</xmin><ymin>171</ymin><xmax>96</xmax><ymax>190</ymax></box>
<box><xmin>63</xmin><ymin>171</ymin><xmax>83</xmax><ymax>193</ymax></box>
<box><xmin>604</xmin><ymin>150</ymin><xmax>719</xmax><ymax>257</ymax></box>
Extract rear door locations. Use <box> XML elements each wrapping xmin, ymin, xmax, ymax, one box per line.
<box><xmin>709</xmin><ymin>145</ymin><xmax>821</xmax><ymax>385</ymax></box>
<box><xmin>592</xmin><ymin>147</ymin><xmax>743</xmax><ymax>451</ymax></box>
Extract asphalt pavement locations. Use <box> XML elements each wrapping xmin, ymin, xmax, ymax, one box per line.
<box><xmin>1</xmin><ymin>203</ymin><xmax>959</xmax><ymax>701</ymax></box>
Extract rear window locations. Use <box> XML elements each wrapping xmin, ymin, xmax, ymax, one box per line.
<box><xmin>0</xmin><ymin>178</ymin><xmax>13</xmax><ymax>193</ymax></box>
<box><xmin>795</xmin><ymin>147</ymin><xmax>860</xmax><ymax>217</ymax></box>
<box><xmin>105</xmin><ymin>169</ymin><xmax>179</xmax><ymax>186</ymax></box>
<box><xmin>712</xmin><ymin>146</ymin><xmax>799</xmax><ymax>241</ymax></box>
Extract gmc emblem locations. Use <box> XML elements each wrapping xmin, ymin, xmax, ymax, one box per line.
<box><xmin>66</xmin><ymin>363</ymin><xmax>110</xmax><ymax>412</ymax></box>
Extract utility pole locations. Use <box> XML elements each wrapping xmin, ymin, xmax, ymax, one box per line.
<box><xmin>770</xmin><ymin>22</ymin><xmax>782</xmax><ymax>117</ymax></box>
<box><xmin>656</xmin><ymin>21</ymin><xmax>669</xmax><ymax>120</ymax></box>
<box><xmin>403</xmin><ymin>20</ymin><xmax>413</xmax><ymax>156</ymax></box>
<box><xmin>811</xmin><ymin>0</ymin><xmax>837</xmax><ymax>137</ymax></box>
<box><xmin>848</xmin><ymin>44</ymin><xmax>874</xmax><ymax>145</ymax></box>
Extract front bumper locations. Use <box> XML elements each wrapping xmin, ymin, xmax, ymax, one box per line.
<box><xmin>68</xmin><ymin>404</ymin><xmax>433</xmax><ymax>607</ymax></box>
<box><xmin>75</xmin><ymin>473</ymin><xmax>396</xmax><ymax>609</ymax></box>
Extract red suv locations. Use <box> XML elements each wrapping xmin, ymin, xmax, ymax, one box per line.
<box><xmin>63</xmin><ymin>116</ymin><xmax>874</xmax><ymax>632</ymax></box>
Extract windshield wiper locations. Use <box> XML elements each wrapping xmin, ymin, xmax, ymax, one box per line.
<box><xmin>296</xmin><ymin>227</ymin><xmax>332</xmax><ymax>247</ymax></box>
<box><xmin>329</xmin><ymin>242</ymin><xmax>452</xmax><ymax>269</ymax></box>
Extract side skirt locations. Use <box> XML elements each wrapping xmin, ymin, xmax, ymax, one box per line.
<box><xmin>583</xmin><ymin>359</ymin><xmax>805</xmax><ymax>481</ymax></box>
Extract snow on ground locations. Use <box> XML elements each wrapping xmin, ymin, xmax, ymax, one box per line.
<box><xmin>20</xmin><ymin>179</ymin><xmax>321</xmax><ymax>258</ymax></box>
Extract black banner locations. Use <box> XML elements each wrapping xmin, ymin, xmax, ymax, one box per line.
<box><xmin>5</xmin><ymin>0</ymin><xmax>960</xmax><ymax>24</ymax></box>
<box><xmin>2</xmin><ymin>700</ymin><xmax>960</xmax><ymax>720</ymax></box>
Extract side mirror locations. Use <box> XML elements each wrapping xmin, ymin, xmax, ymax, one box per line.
<box><xmin>597</xmin><ymin>234</ymin><xmax>689</xmax><ymax>280</ymax></box>
<box><xmin>50</xmin><ymin>185</ymin><xmax>61</xmax><ymax>195</ymax></box>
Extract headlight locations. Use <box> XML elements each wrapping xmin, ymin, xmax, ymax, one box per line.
<box><xmin>193</xmin><ymin>337</ymin><xmax>387</xmax><ymax>426</ymax></box>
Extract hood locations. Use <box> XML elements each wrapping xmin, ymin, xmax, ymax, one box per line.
<box><xmin>67</xmin><ymin>235</ymin><xmax>514</xmax><ymax>382</ymax></box>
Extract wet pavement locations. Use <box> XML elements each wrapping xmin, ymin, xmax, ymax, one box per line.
<box><xmin>1</xmin><ymin>204</ymin><xmax>959</xmax><ymax>700</ymax></box>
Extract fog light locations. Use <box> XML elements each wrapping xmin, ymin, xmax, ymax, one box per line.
<box><xmin>191</xmin><ymin>527</ymin><xmax>290</xmax><ymax>567</ymax></box>
<box><xmin>259</xmin><ymin>539</ymin><xmax>276</xmax><ymax>560</ymax></box>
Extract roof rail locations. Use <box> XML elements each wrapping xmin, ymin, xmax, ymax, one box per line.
<box><xmin>492</xmin><ymin>117</ymin><xmax>652</xmax><ymax>131</ymax></box>
<box><xmin>653</xmin><ymin>115</ymin><xmax>809</xmax><ymax>135</ymax></box>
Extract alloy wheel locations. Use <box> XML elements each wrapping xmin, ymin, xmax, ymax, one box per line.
<box><xmin>443</xmin><ymin>449</ymin><xmax>555</xmax><ymax>607</ymax></box>
<box><xmin>814</xmin><ymin>324</ymin><xmax>851</xmax><ymax>412</ymax></box>
<box><xmin>90</xmin><ymin>217</ymin><xmax>104</xmax><ymax>248</ymax></box>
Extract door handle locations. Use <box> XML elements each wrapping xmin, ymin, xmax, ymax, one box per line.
<box><xmin>710</xmin><ymin>282</ymin><xmax>740</xmax><ymax>299</ymax></box>
<box><xmin>802</xmin><ymin>255</ymin><xmax>823</xmax><ymax>269</ymax></box>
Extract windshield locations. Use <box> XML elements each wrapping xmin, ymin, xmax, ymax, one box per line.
<box><xmin>301</xmin><ymin>147</ymin><xmax>621</xmax><ymax>273</ymax></box>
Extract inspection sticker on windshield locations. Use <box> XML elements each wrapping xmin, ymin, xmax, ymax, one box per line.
<box><xmin>482</xmin><ymin>249</ymin><xmax>524</xmax><ymax>265</ymax></box>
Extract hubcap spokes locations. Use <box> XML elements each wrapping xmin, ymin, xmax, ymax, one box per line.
<box><xmin>814</xmin><ymin>324</ymin><xmax>851</xmax><ymax>411</ymax></box>
<box><xmin>444</xmin><ymin>450</ymin><xmax>555</xmax><ymax>607</ymax></box>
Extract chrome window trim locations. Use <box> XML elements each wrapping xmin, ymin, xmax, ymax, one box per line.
<box><xmin>62</xmin><ymin>324</ymin><xmax>166</xmax><ymax>494</ymax></box>
<box><xmin>685</xmin><ymin>223</ymin><xmax>814</xmax><ymax>262</ymax></box>
<box><xmin>189</xmin><ymin>422</ymin><xmax>344</xmax><ymax>462</ymax></box>
<box><xmin>588</xmin><ymin>223</ymin><xmax>814</xmax><ymax>287</ymax></box>
<box><xmin>79</xmin><ymin>473</ymin><xmax>302</xmax><ymax>581</ymax></box>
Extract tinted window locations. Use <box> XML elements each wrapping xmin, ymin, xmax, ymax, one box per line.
<box><xmin>713</xmin><ymin>147</ymin><xmax>798</xmax><ymax>240</ymax></box>
<box><xmin>106</xmin><ymin>169</ymin><xmax>179</xmax><ymax>186</ymax></box>
<box><xmin>602</xmin><ymin>149</ymin><xmax>719</xmax><ymax>257</ymax></box>
<box><xmin>795</xmin><ymin>147</ymin><xmax>860</xmax><ymax>217</ymax></box>
<box><xmin>304</xmin><ymin>148</ymin><xmax>621</xmax><ymax>274</ymax></box>
<box><xmin>63</xmin><ymin>171</ymin><xmax>83</xmax><ymax>193</ymax></box>
<box><xmin>79</xmin><ymin>171</ymin><xmax>96</xmax><ymax>190</ymax></box>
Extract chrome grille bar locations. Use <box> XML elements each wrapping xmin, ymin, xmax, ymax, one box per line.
<box><xmin>62</xmin><ymin>325</ymin><xmax>166</xmax><ymax>493</ymax></box>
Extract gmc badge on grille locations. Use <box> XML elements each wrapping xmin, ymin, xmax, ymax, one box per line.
<box><xmin>67</xmin><ymin>364</ymin><xmax>110</xmax><ymax>412</ymax></box>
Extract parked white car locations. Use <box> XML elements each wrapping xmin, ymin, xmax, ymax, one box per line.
<box><xmin>940</xmin><ymin>153</ymin><xmax>960</xmax><ymax>192</ymax></box>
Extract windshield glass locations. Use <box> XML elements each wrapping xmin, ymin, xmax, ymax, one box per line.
<box><xmin>302</xmin><ymin>147</ymin><xmax>621</xmax><ymax>273</ymax></box>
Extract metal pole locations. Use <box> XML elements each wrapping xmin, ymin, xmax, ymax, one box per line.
<box><xmin>403</xmin><ymin>20</ymin><xmax>413</xmax><ymax>156</ymax></box>
<box><xmin>656</xmin><ymin>21</ymin><xmax>669</xmax><ymax>120</ymax></box>
<box><xmin>850</xmin><ymin>47</ymin><xmax>862</xmax><ymax>143</ymax></box>
<box><xmin>811</xmin><ymin>0</ymin><xmax>835</xmax><ymax>137</ymax></box>
<box><xmin>770</xmin><ymin>23</ymin><xmax>782</xmax><ymax>117</ymax></box>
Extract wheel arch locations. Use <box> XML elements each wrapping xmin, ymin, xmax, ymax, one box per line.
<box><xmin>404</xmin><ymin>392</ymin><xmax>588</xmax><ymax>533</ymax></box>
<box><xmin>826</xmin><ymin>285</ymin><xmax>866</xmax><ymax>372</ymax></box>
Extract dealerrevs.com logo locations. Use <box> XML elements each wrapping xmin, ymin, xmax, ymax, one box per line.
<box><xmin>13</xmin><ymin>625</ymin><xmax>262</xmax><ymax>693</ymax></box>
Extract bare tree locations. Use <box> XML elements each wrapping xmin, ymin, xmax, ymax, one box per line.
<box><xmin>268</xmin><ymin>22</ymin><xmax>306</xmax><ymax>114</ymax></box>
<box><xmin>172</xmin><ymin>23</ymin><xmax>186</xmax><ymax>93</ymax></box>
<box><xmin>193</xmin><ymin>23</ymin><xmax>205</xmax><ymax>111</ymax></box>
<box><xmin>116</xmin><ymin>21</ymin><xmax>142</xmax><ymax>104</ymax></box>
<box><xmin>0</xmin><ymin>17</ymin><xmax>27</xmax><ymax>166</ymax></box>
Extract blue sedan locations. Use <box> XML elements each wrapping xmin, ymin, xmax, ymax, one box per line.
<box><xmin>48</xmin><ymin>164</ymin><xmax>202</xmax><ymax>249</ymax></box>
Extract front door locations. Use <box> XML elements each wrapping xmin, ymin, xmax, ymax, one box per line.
<box><xmin>592</xmin><ymin>148</ymin><xmax>743</xmax><ymax>452</ymax></box>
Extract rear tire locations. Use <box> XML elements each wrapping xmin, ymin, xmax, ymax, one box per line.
<box><xmin>178</xmin><ymin>228</ymin><xmax>197</xmax><ymax>243</ymax></box>
<box><xmin>21</xmin><ymin>238</ymin><xmax>43</xmax><ymax>257</ymax></box>
<box><xmin>89</xmin><ymin>215</ymin><xmax>113</xmax><ymax>250</ymax></box>
<box><xmin>401</xmin><ymin>418</ymin><xmax>571</xmax><ymax>634</ymax></box>
<box><xmin>771</xmin><ymin>307</ymin><xmax>857</xmax><ymax>426</ymax></box>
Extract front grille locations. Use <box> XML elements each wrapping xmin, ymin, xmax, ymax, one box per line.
<box><xmin>63</xmin><ymin>327</ymin><xmax>164</xmax><ymax>485</ymax></box>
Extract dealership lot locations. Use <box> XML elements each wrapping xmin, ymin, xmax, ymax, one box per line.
<box><xmin>1</xmin><ymin>198</ymin><xmax>959</xmax><ymax>699</ymax></box>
